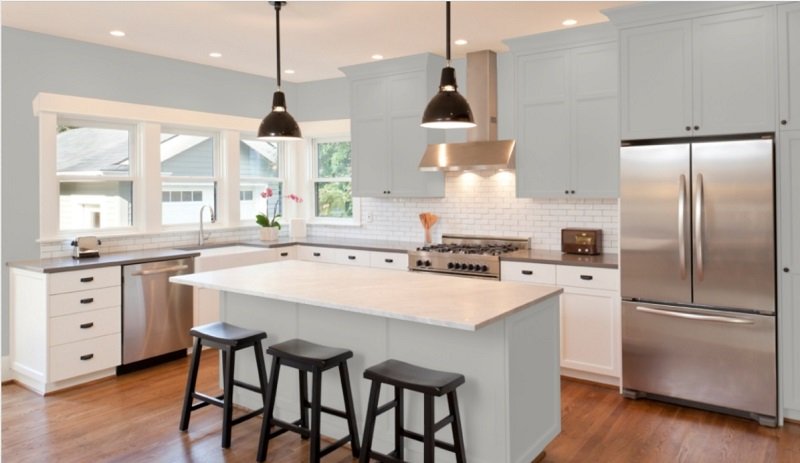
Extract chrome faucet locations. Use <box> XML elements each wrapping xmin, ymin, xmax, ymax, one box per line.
<box><xmin>198</xmin><ymin>205</ymin><xmax>216</xmax><ymax>246</ymax></box>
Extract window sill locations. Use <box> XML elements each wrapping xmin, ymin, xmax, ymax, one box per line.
<box><xmin>306</xmin><ymin>218</ymin><xmax>361</xmax><ymax>228</ymax></box>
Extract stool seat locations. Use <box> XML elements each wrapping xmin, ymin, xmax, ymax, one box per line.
<box><xmin>190</xmin><ymin>322</ymin><xmax>267</xmax><ymax>346</ymax></box>
<box><xmin>364</xmin><ymin>359</ymin><xmax>465</xmax><ymax>396</ymax></box>
<box><xmin>267</xmin><ymin>338</ymin><xmax>353</xmax><ymax>368</ymax></box>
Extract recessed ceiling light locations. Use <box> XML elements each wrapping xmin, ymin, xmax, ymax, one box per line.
<box><xmin>209</xmin><ymin>52</ymin><xmax>222</xmax><ymax>58</ymax></box>
<box><xmin>454</xmin><ymin>39</ymin><xmax>468</xmax><ymax>46</ymax></box>
<box><xmin>284</xmin><ymin>69</ymin><xmax>295</xmax><ymax>74</ymax></box>
<box><xmin>562</xmin><ymin>19</ymin><xmax>578</xmax><ymax>26</ymax></box>
<box><xmin>109</xmin><ymin>30</ymin><xmax>126</xmax><ymax>37</ymax></box>
<box><xmin>371</xmin><ymin>54</ymin><xmax>384</xmax><ymax>60</ymax></box>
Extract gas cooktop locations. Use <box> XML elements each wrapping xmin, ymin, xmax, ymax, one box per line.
<box><xmin>408</xmin><ymin>235</ymin><xmax>530</xmax><ymax>279</ymax></box>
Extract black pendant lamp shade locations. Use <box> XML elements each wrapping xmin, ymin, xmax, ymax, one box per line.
<box><xmin>421</xmin><ymin>2</ymin><xmax>476</xmax><ymax>129</ymax></box>
<box><xmin>258</xmin><ymin>1</ymin><xmax>302</xmax><ymax>140</ymax></box>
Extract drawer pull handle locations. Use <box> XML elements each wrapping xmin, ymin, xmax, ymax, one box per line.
<box><xmin>80</xmin><ymin>322</ymin><xmax>94</xmax><ymax>329</ymax></box>
<box><xmin>580</xmin><ymin>275</ymin><xmax>594</xmax><ymax>281</ymax></box>
<box><xmin>80</xmin><ymin>277</ymin><xmax>94</xmax><ymax>283</ymax></box>
<box><xmin>348</xmin><ymin>255</ymin><xmax>356</xmax><ymax>260</ymax></box>
<box><xmin>80</xmin><ymin>297</ymin><xmax>94</xmax><ymax>304</ymax></box>
<box><xmin>280</xmin><ymin>252</ymin><xmax>289</xmax><ymax>257</ymax></box>
<box><xmin>521</xmin><ymin>270</ymin><xmax>533</xmax><ymax>275</ymax></box>
<box><xmin>80</xmin><ymin>353</ymin><xmax>94</xmax><ymax>361</ymax></box>
<box><xmin>385</xmin><ymin>258</ymin><xmax>394</xmax><ymax>263</ymax></box>
<box><xmin>313</xmin><ymin>252</ymin><xmax>321</xmax><ymax>257</ymax></box>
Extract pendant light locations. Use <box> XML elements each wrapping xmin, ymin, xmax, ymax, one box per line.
<box><xmin>421</xmin><ymin>1</ymin><xmax>476</xmax><ymax>129</ymax></box>
<box><xmin>258</xmin><ymin>1</ymin><xmax>302</xmax><ymax>140</ymax></box>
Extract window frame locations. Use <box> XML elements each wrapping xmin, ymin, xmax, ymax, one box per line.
<box><xmin>309</xmin><ymin>136</ymin><xmax>360</xmax><ymax>225</ymax></box>
<box><xmin>237</xmin><ymin>135</ymin><xmax>286</xmax><ymax>225</ymax></box>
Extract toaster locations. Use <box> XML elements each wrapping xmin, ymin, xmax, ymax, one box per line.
<box><xmin>71</xmin><ymin>236</ymin><xmax>102</xmax><ymax>259</ymax></box>
<box><xmin>561</xmin><ymin>228</ymin><xmax>602</xmax><ymax>255</ymax></box>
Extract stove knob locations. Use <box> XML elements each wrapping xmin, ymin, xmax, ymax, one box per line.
<box><xmin>416</xmin><ymin>260</ymin><xmax>423</xmax><ymax>267</ymax></box>
<box><xmin>480</xmin><ymin>265</ymin><xmax>489</xmax><ymax>272</ymax></box>
<box><xmin>424</xmin><ymin>260</ymin><xmax>431</xmax><ymax>267</ymax></box>
<box><xmin>447</xmin><ymin>262</ymin><xmax>455</xmax><ymax>269</ymax></box>
<box><xmin>454</xmin><ymin>263</ymin><xmax>461</xmax><ymax>270</ymax></box>
<box><xmin>467</xmin><ymin>264</ymin><xmax>475</xmax><ymax>271</ymax></box>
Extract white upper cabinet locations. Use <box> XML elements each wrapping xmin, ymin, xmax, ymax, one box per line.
<box><xmin>779</xmin><ymin>3</ymin><xmax>800</xmax><ymax>131</ymax></box>
<box><xmin>342</xmin><ymin>54</ymin><xmax>446</xmax><ymax>198</ymax></box>
<box><xmin>508</xmin><ymin>24</ymin><xmax>619</xmax><ymax>199</ymax></box>
<box><xmin>619</xmin><ymin>5</ymin><xmax>777</xmax><ymax>140</ymax></box>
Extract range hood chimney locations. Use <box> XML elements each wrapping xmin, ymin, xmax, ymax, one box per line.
<box><xmin>419</xmin><ymin>50</ymin><xmax>515</xmax><ymax>172</ymax></box>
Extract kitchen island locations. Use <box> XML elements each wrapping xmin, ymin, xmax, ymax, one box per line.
<box><xmin>170</xmin><ymin>260</ymin><xmax>562</xmax><ymax>463</ymax></box>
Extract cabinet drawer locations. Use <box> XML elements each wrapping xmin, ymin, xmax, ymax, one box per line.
<box><xmin>273</xmin><ymin>246</ymin><xmax>296</xmax><ymax>260</ymax></box>
<box><xmin>297</xmin><ymin>246</ymin><xmax>337</xmax><ymax>263</ymax></box>
<box><xmin>48</xmin><ymin>266</ymin><xmax>120</xmax><ymax>295</ymax></box>
<box><xmin>49</xmin><ymin>286</ymin><xmax>121</xmax><ymax>317</ymax></box>
<box><xmin>556</xmin><ymin>266</ymin><xmax>618</xmax><ymax>291</ymax></box>
<box><xmin>500</xmin><ymin>261</ymin><xmax>557</xmax><ymax>285</ymax></box>
<box><xmin>49</xmin><ymin>333</ymin><xmax>121</xmax><ymax>382</ymax></box>
<box><xmin>370</xmin><ymin>252</ymin><xmax>409</xmax><ymax>270</ymax></box>
<box><xmin>334</xmin><ymin>249</ymin><xmax>371</xmax><ymax>266</ymax></box>
<box><xmin>49</xmin><ymin>307</ymin><xmax>120</xmax><ymax>347</ymax></box>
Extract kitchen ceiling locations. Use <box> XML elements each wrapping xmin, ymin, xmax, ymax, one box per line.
<box><xmin>1</xmin><ymin>1</ymin><xmax>630</xmax><ymax>82</ymax></box>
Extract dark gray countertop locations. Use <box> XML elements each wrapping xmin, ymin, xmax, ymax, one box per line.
<box><xmin>7</xmin><ymin>249</ymin><xmax>201</xmax><ymax>274</ymax></box>
<box><xmin>501</xmin><ymin>249</ymin><xmax>619</xmax><ymax>269</ymax></box>
<box><xmin>236</xmin><ymin>236</ymin><xmax>419</xmax><ymax>253</ymax></box>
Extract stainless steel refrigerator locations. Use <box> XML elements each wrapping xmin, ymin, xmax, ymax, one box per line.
<box><xmin>620</xmin><ymin>134</ymin><xmax>777</xmax><ymax>426</ymax></box>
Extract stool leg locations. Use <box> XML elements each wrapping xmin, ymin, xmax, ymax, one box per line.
<box><xmin>299</xmin><ymin>370</ymin><xmax>309</xmax><ymax>437</ymax></box>
<box><xmin>253</xmin><ymin>340</ymin><xmax>269</xmax><ymax>412</ymax></box>
<box><xmin>423</xmin><ymin>394</ymin><xmax>435</xmax><ymax>463</ymax></box>
<box><xmin>221</xmin><ymin>346</ymin><xmax>236</xmax><ymax>448</ymax></box>
<box><xmin>359</xmin><ymin>381</ymin><xmax>381</xmax><ymax>463</ymax></box>
<box><xmin>447</xmin><ymin>391</ymin><xmax>467</xmax><ymax>463</ymax></box>
<box><xmin>394</xmin><ymin>386</ymin><xmax>404</xmax><ymax>459</ymax></box>
<box><xmin>309</xmin><ymin>367</ymin><xmax>323</xmax><ymax>462</ymax></box>
<box><xmin>257</xmin><ymin>356</ymin><xmax>281</xmax><ymax>462</ymax></box>
<box><xmin>338</xmin><ymin>362</ymin><xmax>360</xmax><ymax>458</ymax></box>
<box><xmin>179</xmin><ymin>337</ymin><xmax>202</xmax><ymax>431</ymax></box>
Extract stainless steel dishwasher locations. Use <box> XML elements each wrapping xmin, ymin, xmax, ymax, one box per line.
<box><xmin>121</xmin><ymin>258</ymin><xmax>194</xmax><ymax>369</ymax></box>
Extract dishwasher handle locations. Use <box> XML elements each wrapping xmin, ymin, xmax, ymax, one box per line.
<box><xmin>130</xmin><ymin>264</ymin><xmax>189</xmax><ymax>276</ymax></box>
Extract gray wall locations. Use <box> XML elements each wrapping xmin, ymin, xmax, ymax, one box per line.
<box><xmin>0</xmin><ymin>27</ymin><xmax>309</xmax><ymax>355</ymax></box>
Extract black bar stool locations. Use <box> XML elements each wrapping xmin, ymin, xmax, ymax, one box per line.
<box><xmin>360</xmin><ymin>359</ymin><xmax>467</xmax><ymax>463</ymax></box>
<box><xmin>256</xmin><ymin>338</ymin><xmax>360</xmax><ymax>462</ymax></box>
<box><xmin>178</xmin><ymin>322</ymin><xmax>268</xmax><ymax>449</ymax></box>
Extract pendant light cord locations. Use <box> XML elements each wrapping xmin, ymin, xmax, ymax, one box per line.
<box><xmin>445</xmin><ymin>1</ymin><xmax>451</xmax><ymax>66</ymax></box>
<box><xmin>275</xmin><ymin>2</ymin><xmax>282</xmax><ymax>89</ymax></box>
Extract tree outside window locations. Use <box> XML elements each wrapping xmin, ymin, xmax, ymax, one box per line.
<box><xmin>314</xmin><ymin>139</ymin><xmax>352</xmax><ymax>218</ymax></box>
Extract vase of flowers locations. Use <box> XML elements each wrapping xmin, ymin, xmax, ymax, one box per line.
<box><xmin>256</xmin><ymin>186</ymin><xmax>303</xmax><ymax>241</ymax></box>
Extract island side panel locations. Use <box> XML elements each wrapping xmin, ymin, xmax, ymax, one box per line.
<box><xmin>506</xmin><ymin>294</ymin><xmax>561</xmax><ymax>463</ymax></box>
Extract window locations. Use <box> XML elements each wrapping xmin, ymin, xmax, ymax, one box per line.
<box><xmin>312</xmin><ymin>138</ymin><xmax>352</xmax><ymax>219</ymax></box>
<box><xmin>239</xmin><ymin>137</ymin><xmax>283</xmax><ymax>222</ymax></box>
<box><xmin>160</xmin><ymin>129</ymin><xmax>217</xmax><ymax>225</ymax></box>
<box><xmin>56</xmin><ymin>122</ymin><xmax>134</xmax><ymax>231</ymax></box>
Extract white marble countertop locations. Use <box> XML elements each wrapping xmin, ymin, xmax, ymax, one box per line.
<box><xmin>170</xmin><ymin>260</ymin><xmax>562</xmax><ymax>331</ymax></box>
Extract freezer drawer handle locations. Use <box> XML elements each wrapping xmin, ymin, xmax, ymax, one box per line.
<box><xmin>521</xmin><ymin>270</ymin><xmax>534</xmax><ymax>275</ymax></box>
<box><xmin>80</xmin><ymin>322</ymin><xmax>94</xmax><ymax>329</ymax></box>
<box><xmin>80</xmin><ymin>297</ymin><xmax>94</xmax><ymax>304</ymax></box>
<box><xmin>131</xmin><ymin>264</ymin><xmax>189</xmax><ymax>276</ymax></box>
<box><xmin>80</xmin><ymin>353</ymin><xmax>94</xmax><ymax>361</ymax></box>
<box><xmin>635</xmin><ymin>306</ymin><xmax>754</xmax><ymax>324</ymax></box>
<box><xmin>580</xmin><ymin>275</ymin><xmax>593</xmax><ymax>281</ymax></box>
<box><xmin>80</xmin><ymin>277</ymin><xmax>94</xmax><ymax>283</ymax></box>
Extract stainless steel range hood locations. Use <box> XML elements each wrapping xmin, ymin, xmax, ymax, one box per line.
<box><xmin>419</xmin><ymin>50</ymin><xmax>515</xmax><ymax>172</ymax></box>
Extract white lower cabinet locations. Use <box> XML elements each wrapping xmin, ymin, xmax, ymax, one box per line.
<box><xmin>298</xmin><ymin>245</ymin><xmax>410</xmax><ymax>271</ymax></box>
<box><xmin>501</xmin><ymin>261</ymin><xmax>621</xmax><ymax>386</ymax></box>
<box><xmin>10</xmin><ymin>265</ymin><xmax>122</xmax><ymax>394</ymax></box>
<box><xmin>369</xmin><ymin>251</ymin><xmax>409</xmax><ymax>270</ymax></box>
<box><xmin>297</xmin><ymin>245</ymin><xmax>337</xmax><ymax>263</ymax></box>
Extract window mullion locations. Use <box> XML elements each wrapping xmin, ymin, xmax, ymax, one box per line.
<box><xmin>218</xmin><ymin>130</ymin><xmax>238</xmax><ymax>227</ymax></box>
<box><xmin>140</xmin><ymin>122</ymin><xmax>162</xmax><ymax>233</ymax></box>
<box><xmin>39</xmin><ymin>112</ymin><xmax>59</xmax><ymax>239</ymax></box>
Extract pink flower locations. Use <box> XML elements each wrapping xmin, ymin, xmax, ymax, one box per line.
<box><xmin>287</xmin><ymin>193</ymin><xmax>303</xmax><ymax>203</ymax></box>
<box><xmin>260</xmin><ymin>186</ymin><xmax>273</xmax><ymax>199</ymax></box>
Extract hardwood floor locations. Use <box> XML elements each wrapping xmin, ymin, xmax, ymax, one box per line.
<box><xmin>2</xmin><ymin>350</ymin><xmax>799</xmax><ymax>462</ymax></box>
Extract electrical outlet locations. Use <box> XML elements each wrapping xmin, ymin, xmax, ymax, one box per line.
<box><xmin>366</xmin><ymin>212</ymin><xmax>374</xmax><ymax>223</ymax></box>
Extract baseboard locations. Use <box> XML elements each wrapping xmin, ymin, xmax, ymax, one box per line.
<box><xmin>784</xmin><ymin>408</ymin><xmax>800</xmax><ymax>423</ymax></box>
<box><xmin>560</xmin><ymin>367</ymin><xmax>620</xmax><ymax>388</ymax></box>
<box><xmin>2</xmin><ymin>356</ymin><xmax>10</xmax><ymax>383</ymax></box>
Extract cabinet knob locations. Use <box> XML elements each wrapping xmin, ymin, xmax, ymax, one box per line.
<box><xmin>781</xmin><ymin>120</ymin><xmax>788</xmax><ymax>126</ymax></box>
<box><xmin>694</xmin><ymin>125</ymin><xmax>700</xmax><ymax>131</ymax></box>
<box><xmin>785</xmin><ymin>267</ymin><xmax>791</xmax><ymax>273</ymax></box>
<box><xmin>565</xmin><ymin>190</ymin><xmax>569</xmax><ymax>194</ymax></box>
<box><xmin>571</xmin><ymin>190</ymin><xmax>576</xmax><ymax>194</ymax></box>
<box><xmin>685</xmin><ymin>126</ymin><xmax>691</xmax><ymax>131</ymax></box>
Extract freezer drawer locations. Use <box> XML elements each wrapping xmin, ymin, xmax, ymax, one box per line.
<box><xmin>622</xmin><ymin>301</ymin><xmax>776</xmax><ymax>418</ymax></box>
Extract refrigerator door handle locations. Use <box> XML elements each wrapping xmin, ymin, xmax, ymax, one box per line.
<box><xmin>694</xmin><ymin>173</ymin><xmax>705</xmax><ymax>281</ymax></box>
<box><xmin>678</xmin><ymin>174</ymin><xmax>688</xmax><ymax>280</ymax></box>
<box><xmin>634</xmin><ymin>306</ymin><xmax>755</xmax><ymax>324</ymax></box>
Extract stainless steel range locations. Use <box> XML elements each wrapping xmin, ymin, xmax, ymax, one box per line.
<box><xmin>408</xmin><ymin>235</ymin><xmax>530</xmax><ymax>279</ymax></box>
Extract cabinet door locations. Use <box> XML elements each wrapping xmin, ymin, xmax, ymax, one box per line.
<box><xmin>779</xmin><ymin>3</ymin><xmax>800</xmax><ymax>131</ymax></box>
<box><xmin>560</xmin><ymin>287</ymin><xmax>620</xmax><ymax>379</ymax></box>
<box><xmin>620</xmin><ymin>21</ymin><xmax>693</xmax><ymax>140</ymax></box>
<box><xmin>692</xmin><ymin>7</ymin><xmax>776</xmax><ymax>136</ymax></box>
<box><xmin>516</xmin><ymin>51</ymin><xmax>571</xmax><ymax>198</ymax></box>
<box><xmin>571</xmin><ymin>42</ymin><xmax>619</xmax><ymax>198</ymax></box>
<box><xmin>779</xmin><ymin>131</ymin><xmax>800</xmax><ymax>419</ymax></box>
<box><xmin>350</xmin><ymin>77</ymin><xmax>390</xmax><ymax>197</ymax></box>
